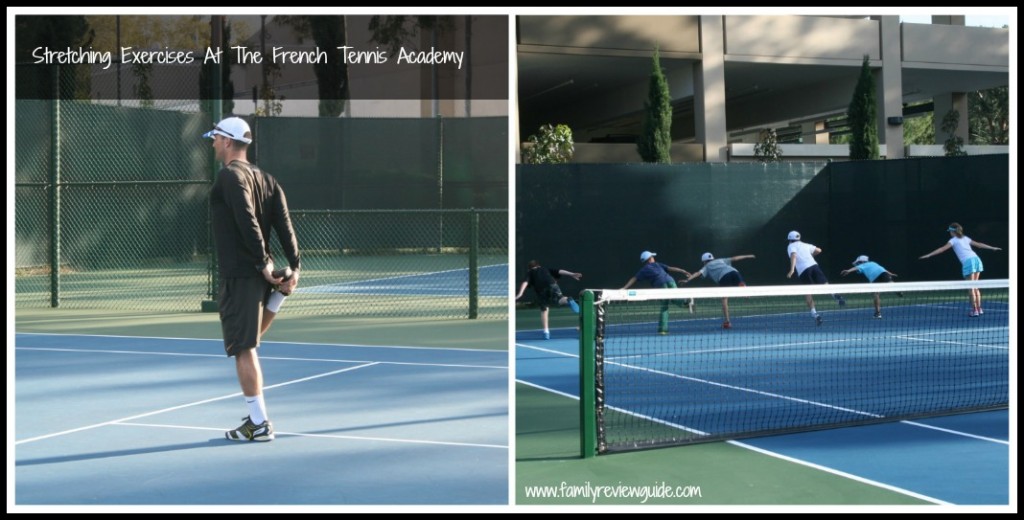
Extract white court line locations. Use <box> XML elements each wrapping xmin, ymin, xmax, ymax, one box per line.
<box><xmin>515</xmin><ymin>379</ymin><xmax>579</xmax><ymax>401</ymax></box>
<box><xmin>520</xmin><ymin>378</ymin><xmax>950</xmax><ymax>503</ymax></box>
<box><xmin>300</xmin><ymin>263</ymin><xmax>507</xmax><ymax>291</ymax></box>
<box><xmin>899</xmin><ymin>326</ymin><xmax>1009</xmax><ymax>337</ymax></box>
<box><xmin>522</xmin><ymin>342</ymin><xmax>880</xmax><ymax>421</ymax></box>
<box><xmin>17</xmin><ymin>347</ymin><xmax>223</xmax><ymax>359</ymax></box>
<box><xmin>607</xmin><ymin>326</ymin><xmax>1011</xmax><ymax>359</ymax></box>
<box><xmin>900</xmin><ymin>420</ymin><xmax>1009</xmax><ymax>445</ymax></box>
<box><xmin>729</xmin><ymin>441</ymin><xmax>950</xmax><ymax>505</ymax></box>
<box><xmin>14</xmin><ymin>363</ymin><xmax>378</xmax><ymax>445</ymax></box>
<box><xmin>896</xmin><ymin>336</ymin><xmax>1009</xmax><ymax>350</ymax></box>
<box><xmin>515</xmin><ymin>379</ymin><xmax>703</xmax><ymax>433</ymax></box>
<box><xmin>517</xmin><ymin>327</ymin><xmax>1009</xmax><ymax>361</ymax></box>
<box><xmin>607</xmin><ymin>359</ymin><xmax>881</xmax><ymax>418</ymax></box>
<box><xmin>897</xmin><ymin>326</ymin><xmax>1009</xmax><ymax>351</ymax></box>
<box><xmin>608</xmin><ymin>338</ymin><xmax>863</xmax><ymax>360</ymax></box>
<box><xmin>16</xmin><ymin>347</ymin><xmax>506</xmax><ymax>370</ymax></box>
<box><xmin>515</xmin><ymin>379</ymin><xmax>948</xmax><ymax>504</ymax></box>
<box><xmin>16</xmin><ymin>332</ymin><xmax>505</xmax><ymax>353</ymax></box>
<box><xmin>515</xmin><ymin>343</ymin><xmax>577</xmax><ymax>358</ymax></box>
<box><xmin>113</xmin><ymin>422</ymin><xmax>507</xmax><ymax>450</ymax></box>
<box><xmin>517</xmin><ymin>345</ymin><xmax>1008</xmax><ymax>445</ymax></box>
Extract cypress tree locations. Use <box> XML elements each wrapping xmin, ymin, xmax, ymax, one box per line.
<box><xmin>637</xmin><ymin>47</ymin><xmax>673</xmax><ymax>163</ymax></box>
<box><xmin>847</xmin><ymin>55</ymin><xmax>879</xmax><ymax>160</ymax></box>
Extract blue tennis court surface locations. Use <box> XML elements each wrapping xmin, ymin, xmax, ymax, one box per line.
<box><xmin>599</xmin><ymin>302</ymin><xmax>1008</xmax><ymax>441</ymax></box>
<box><xmin>516</xmin><ymin>300</ymin><xmax>1010</xmax><ymax>504</ymax></box>
<box><xmin>300</xmin><ymin>264</ymin><xmax>508</xmax><ymax>297</ymax></box>
<box><xmin>16</xmin><ymin>333</ymin><xmax>508</xmax><ymax>505</ymax></box>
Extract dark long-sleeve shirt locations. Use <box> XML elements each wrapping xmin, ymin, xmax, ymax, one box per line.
<box><xmin>210</xmin><ymin>160</ymin><xmax>301</xmax><ymax>278</ymax></box>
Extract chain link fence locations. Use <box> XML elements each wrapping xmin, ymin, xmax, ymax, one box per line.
<box><xmin>16</xmin><ymin>90</ymin><xmax>508</xmax><ymax>319</ymax></box>
<box><xmin>274</xmin><ymin>209</ymin><xmax>507</xmax><ymax>319</ymax></box>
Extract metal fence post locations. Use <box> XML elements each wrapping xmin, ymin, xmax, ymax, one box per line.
<box><xmin>202</xmin><ymin>15</ymin><xmax>224</xmax><ymax>313</ymax></box>
<box><xmin>49</xmin><ymin>66</ymin><xmax>61</xmax><ymax>307</ymax></box>
<box><xmin>468</xmin><ymin>209</ymin><xmax>479</xmax><ymax>319</ymax></box>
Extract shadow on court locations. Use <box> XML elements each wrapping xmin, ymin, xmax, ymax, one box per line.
<box><xmin>15</xmin><ymin>308</ymin><xmax>509</xmax><ymax>505</ymax></box>
<box><xmin>16</xmin><ymin>440</ymin><xmax>230</xmax><ymax>467</ymax></box>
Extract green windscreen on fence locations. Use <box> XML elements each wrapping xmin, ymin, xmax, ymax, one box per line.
<box><xmin>517</xmin><ymin>158</ymin><xmax>1009</xmax><ymax>290</ymax></box>
<box><xmin>15</xmin><ymin>98</ymin><xmax>508</xmax><ymax>319</ymax></box>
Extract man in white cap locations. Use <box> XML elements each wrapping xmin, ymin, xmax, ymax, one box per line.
<box><xmin>620</xmin><ymin>251</ymin><xmax>694</xmax><ymax>335</ymax></box>
<box><xmin>205</xmin><ymin>116</ymin><xmax>301</xmax><ymax>441</ymax></box>
<box><xmin>680</xmin><ymin>252</ymin><xmax>755</xmax><ymax>329</ymax></box>
<box><xmin>840</xmin><ymin>255</ymin><xmax>900</xmax><ymax>318</ymax></box>
<box><xmin>785</xmin><ymin>230</ymin><xmax>844</xmax><ymax>325</ymax></box>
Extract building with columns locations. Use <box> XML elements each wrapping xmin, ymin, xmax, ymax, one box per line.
<box><xmin>516</xmin><ymin>15</ymin><xmax>1009</xmax><ymax>163</ymax></box>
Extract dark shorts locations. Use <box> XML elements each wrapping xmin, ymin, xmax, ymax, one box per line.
<box><xmin>719</xmin><ymin>271</ymin><xmax>745</xmax><ymax>287</ymax></box>
<box><xmin>876</xmin><ymin>272</ymin><xmax>894</xmax><ymax>283</ymax></box>
<box><xmin>219</xmin><ymin>276</ymin><xmax>272</xmax><ymax>357</ymax></box>
<box><xmin>536</xmin><ymin>283</ymin><xmax>565</xmax><ymax>311</ymax></box>
<box><xmin>798</xmin><ymin>265</ymin><xmax>828</xmax><ymax>285</ymax></box>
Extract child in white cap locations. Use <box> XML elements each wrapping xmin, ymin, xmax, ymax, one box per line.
<box><xmin>840</xmin><ymin>255</ymin><xmax>899</xmax><ymax>318</ymax></box>
<box><xmin>621</xmin><ymin>251</ymin><xmax>694</xmax><ymax>334</ymax></box>
<box><xmin>786</xmin><ymin>230</ymin><xmax>845</xmax><ymax>325</ymax></box>
<box><xmin>680</xmin><ymin>252</ymin><xmax>755</xmax><ymax>329</ymax></box>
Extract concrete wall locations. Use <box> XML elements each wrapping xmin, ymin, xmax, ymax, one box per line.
<box><xmin>725</xmin><ymin>15</ymin><xmax>879</xmax><ymax>61</ymax></box>
<box><xmin>906</xmin><ymin>145</ymin><xmax>1010</xmax><ymax>157</ymax></box>
<box><xmin>902</xmin><ymin>23</ymin><xmax>1009</xmax><ymax>68</ymax></box>
<box><xmin>518</xmin><ymin>15</ymin><xmax>699</xmax><ymax>53</ymax></box>
<box><xmin>572</xmin><ymin>142</ymin><xmax>704</xmax><ymax>163</ymax></box>
<box><xmin>730</xmin><ymin>143</ymin><xmax>888</xmax><ymax>161</ymax></box>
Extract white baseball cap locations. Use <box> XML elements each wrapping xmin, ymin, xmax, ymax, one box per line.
<box><xmin>640</xmin><ymin>251</ymin><xmax>656</xmax><ymax>262</ymax></box>
<box><xmin>203</xmin><ymin>117</ymin><xmax>252</xmax><ymax>144</ymax></box>
<box><xmin>853</xmin><ymin>255</ymin><xmax>869</xmax><ymax>265</ymax></box>
<box><xmin>701</xmin><ymin>252</ymin><xmax>714</xmax><ymax>262</ymax></box>
<box><xmin>787</xmin><ymin>230</ymin><xmax>801</xmax><ymax>241</ymax></box>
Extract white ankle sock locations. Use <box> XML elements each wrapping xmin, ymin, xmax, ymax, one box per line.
<box><xmin>245</xmin><ymin>394</ymin><xmax>268</xmax><ymax>424</ymax></box>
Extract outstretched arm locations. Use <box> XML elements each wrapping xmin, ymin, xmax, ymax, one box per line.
<box><xmin>665</xmin><ymin>265</ymin><xmax>692</xmax><ymax>277</ymax></box>
<box><xmin>620</xmin><ymin>277</ymin><xmax>638</xmax><ymax>290</ymax></box>
<box><xmin>919</xmin><ymin>243</ymin><xmax>952</xmax><ymax>259</ymax></box>
<box><xmin>730</xmin><ymin>254</ymin><xmax>756</xmax><ymax>262</ymax></box>
<box><xmin>557</xmin><ymin>269</ymin><xmax>583</xmax><ymax>281</ymax></box>
<box><xmin>680</xmin><ymin>271</ymin><xmax>703</xmax><ymax>284</ymax></box>
<box><xmin>515</xmin><ymin>281</ymin><xmax>529</xmax><ymax>300</ymax></box>
<box><xmin>885</xmin><ymin>270</ymin><xmax>898</xmax><ymax>277</ymax></box>
<box><xmin>840</xmin><ymin>267</ymin><xmax>856</xmax><ymax>277</ymax></box>
<box><xmin>969</xmin><ymin>240</ymin><xmax>1002</xmax><ymax>251</ymax></box>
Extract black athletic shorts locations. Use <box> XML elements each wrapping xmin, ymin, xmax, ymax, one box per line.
<box><xmin>719</xmin><ymin>271</ymin><xmax>745</xmax><ymax>287</ymax></box>
<box><xmin>537</xmin><ymin>283</ymin><xmax>565</xmax><ymax>311</ymax></box>
<box><xmin>798</xmin><ymin>264</ymin><xmax>828</xmax><ymax>285</ymax></box>
<box><xmin>219</xmin><ymin>276</ymin><xmax>272</xmax><ymax>357</ymax></box>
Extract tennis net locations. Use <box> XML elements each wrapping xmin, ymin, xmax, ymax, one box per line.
<box><xmin>578</xmin><ymin>279</ymin><xmax>1009</xmax><ymax>455</ymax></box>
